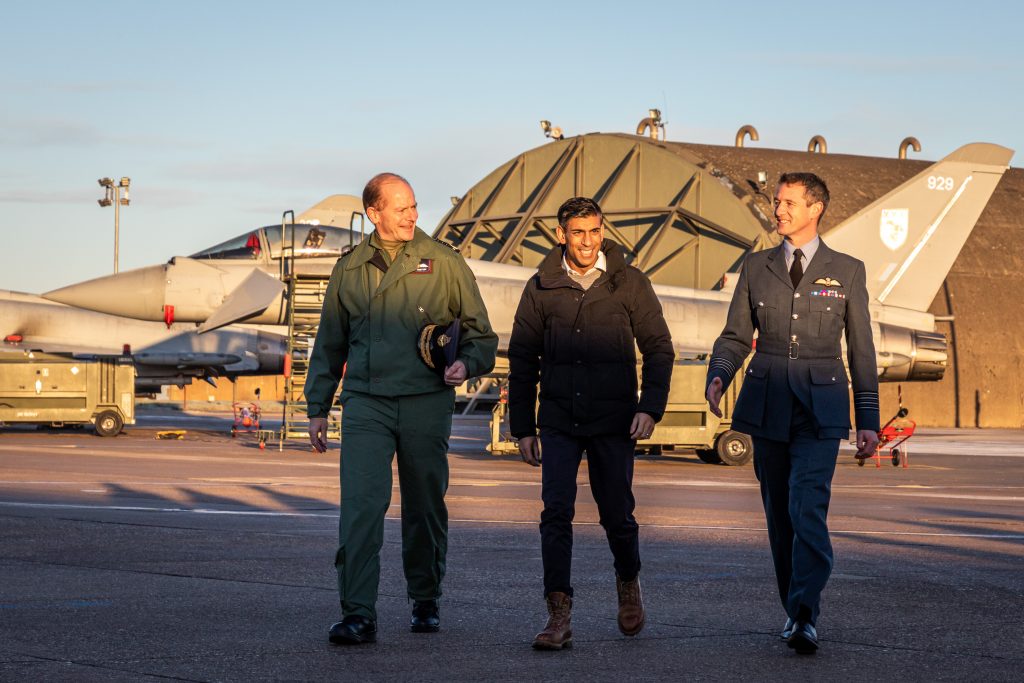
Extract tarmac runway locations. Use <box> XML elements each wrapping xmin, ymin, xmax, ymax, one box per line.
<box><xmin>1</xmin><ymin>411</ymin><xmax>1021</xmax><ymax>681</ymax></box>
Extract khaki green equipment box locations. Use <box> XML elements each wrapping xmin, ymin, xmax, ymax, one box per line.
<box><xmin>0</xmin><ymin>352</ymin><xmax>135</xmax><ymax>436</ymax></box>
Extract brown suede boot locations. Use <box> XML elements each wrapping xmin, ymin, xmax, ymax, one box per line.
<box><xmin>616</xmin><ymin>575</ymin><xmax>645</xmax><ymax>636</ymax></box>
<box><xmin>532</xmin><ymin>592</ymin><xmax>573</xmax><ymax>650</ymax></box>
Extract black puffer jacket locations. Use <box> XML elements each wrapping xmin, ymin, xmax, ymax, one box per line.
<box><xmin>508</xmin><ymin>240</ymin><xmax>674</xmax><ymax>438</ymax></box>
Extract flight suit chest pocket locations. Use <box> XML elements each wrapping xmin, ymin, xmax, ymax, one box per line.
<box><xmin>809</xmin><ymin>297</ymin><xmax>843</xmax><ymax>336</ymax></box>
<box><xmin>754</xmin><ymin>300</ymin><xmax>776</xmax><ymax>334</ymax></box>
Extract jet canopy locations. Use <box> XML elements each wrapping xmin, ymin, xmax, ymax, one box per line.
<box><xmin>191</xmin><ymin>224</ymin><xmax>366</xmax><ymax>261</ymax></box>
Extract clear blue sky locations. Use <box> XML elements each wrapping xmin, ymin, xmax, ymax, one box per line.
<box><xmin>2</xmin><ymin>1</ymin><xmax>1021</xmax><ymax>293</ymax></box>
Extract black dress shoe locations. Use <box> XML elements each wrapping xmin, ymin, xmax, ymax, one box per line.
<box><xmin>410</xmin><ymin>599</ymin><xmax>440</xmax><ymax>633</ymax></box>
<box><xmin>780</xmin><ymin>617</ymin><xmax>795</xmax><ymax>640</ymax></box>
<box><xmin>329</xmin><ymin>615</ymin><xmax>377</xmax><ymax>645</ymax></box>
<box><xmin>787</xmin><ymin>621</ymin><xmax>818</xmax><ymax>655</ymax></box>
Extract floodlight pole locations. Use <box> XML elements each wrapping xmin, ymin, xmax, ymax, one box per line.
<box><xmin>98</xmin><ymin>176</ymin><xmax>131</xmax><ymax>273</ymax></box>
<box><xmin>113</xmin><ymin>190</ymin><xmax>120</xmax><ymax>273</ymax></box>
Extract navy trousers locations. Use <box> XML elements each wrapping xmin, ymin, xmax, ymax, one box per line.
<box><xmin>538</xmin><ymin>427</ymin><xmax>641</xmax><ymax>597</ymax></box>
<box><xmin>752</xmin><ymin>397</ymin><xmax>839</xmax><ymax>625</ymax></box>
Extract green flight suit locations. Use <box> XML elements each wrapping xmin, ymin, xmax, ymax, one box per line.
<box><xmin>305</xmin><ymin>228</ymin><xmax>497</xmax><ymax>620</ymax></box>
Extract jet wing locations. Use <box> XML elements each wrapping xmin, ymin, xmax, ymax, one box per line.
<box><xmin>197</xmin><ymin>270</ymin><xmax>285</xmax><ymax>334</ymax></box>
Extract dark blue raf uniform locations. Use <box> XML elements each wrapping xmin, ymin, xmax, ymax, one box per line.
<box><xmin>706</xmin><ymin>237</ymin><xmax>880</xmax><ymax>626</ymax></box>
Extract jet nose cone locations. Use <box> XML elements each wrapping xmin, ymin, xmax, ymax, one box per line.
<box><xmin>43</xmin><ymin>265</ymin><xmax>168</xmax><ymax>320</ymax></box>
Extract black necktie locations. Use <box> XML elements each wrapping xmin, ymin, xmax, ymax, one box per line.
<box><xmin>789</xmin><ymin>248</ymin><xmax>804</xmax><ymax>288</ymax></box>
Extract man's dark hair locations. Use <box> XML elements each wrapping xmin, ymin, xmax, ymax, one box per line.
<box><xmin>362</xmin><ymin>172</ymin><xmax>410</xmax><ymax>211</ymax></box>
<box><xmin>557</xmin><ymin>196</ymin><xmax>603</xmax><ymax>227</ymax></box>
<box><xmin>778</xmin><ymin>172</ymin><xmax>830</xmax><ymax>221</ymax></box>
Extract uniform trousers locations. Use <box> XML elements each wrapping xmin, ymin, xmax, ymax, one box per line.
<box><xmin>752</xmin><ymin>395</ymin><xmax>839</xmax><ymax>625</ymax></box>
<box><xmin>335</xmin><ymin>388</ymin><xmax>455</xmax><ymax>620</ymax></box>
<box><xmin>538</xmin><ymin>427</ymin><xmax>641</xmax><ymax>597</ymax></box>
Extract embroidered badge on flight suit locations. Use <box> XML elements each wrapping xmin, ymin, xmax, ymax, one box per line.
<box><xmin>413</xmin><ymin>258</ymin><xmax>433</xmax><ymax>274</ymax></box>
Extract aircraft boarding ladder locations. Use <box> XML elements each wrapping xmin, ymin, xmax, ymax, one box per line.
<box><xmin>276</xmin><ymin>212</ymin><xmax>341</xmax><ymax>451</ymax></box>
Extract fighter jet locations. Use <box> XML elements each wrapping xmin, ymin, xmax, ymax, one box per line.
<box><xmin>0</xmin><ymin>290</ymin><xmax>286</xmax><ymax>392</ymax></box>
<box><xmin>42</xmin><ymin>144</ymin><xmax>1014</xmax><ymax>384</ymax></box>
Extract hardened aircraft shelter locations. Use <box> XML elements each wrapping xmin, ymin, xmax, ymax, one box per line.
<box><xmin>434</xmin><ymin>131</ymin><xmax>1024</xmax><ymax>428</ymax></box>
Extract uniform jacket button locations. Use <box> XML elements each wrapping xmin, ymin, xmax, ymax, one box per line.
<box><xmin>792</xmin><ymin>313</ymin><xmax>799</xmax><ymax>320</ymax></box>
<box><xmin>794</xmin><ymin>293</ymin><xmax>801</xmax><ymax>298</ymax></box>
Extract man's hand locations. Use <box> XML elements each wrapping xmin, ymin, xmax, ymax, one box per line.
<box><xmin>444</xmin><ymin>360</ymin><xmax>467</xmax><ymax>386</ymax></box>
<box><xmin>855</xmin><ymin>429</ymin><xmax>879</xmax><ymax>459</ymax></box>
<box><xmin>308</xmin><ymin>417</ymin><xmax>329</xmax><ymax>453</ymax></box>
<box><xmin>629</xmin><ymin>412</ymin><xmax>655</xmax><ymax>441</ymax></box>
<box><xmin>706</xmin><ymin>377</ymin><xmax>724</xmax><ymax>418</ymax></box>
<box><xmin>518</xmin><ymin>435</ymin><xmax>541</xmax><ymax>466</ymax></box>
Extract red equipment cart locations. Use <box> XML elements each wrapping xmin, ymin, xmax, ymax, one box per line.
<box><xmin>858</xmin><ymin>404</ymin><xmax>916</xmax><ymax>468</ymax></box>
<box><xmin>231</xmin><ymin>401</ymin><xmax>262</xmax><ymax>439</ymax></box>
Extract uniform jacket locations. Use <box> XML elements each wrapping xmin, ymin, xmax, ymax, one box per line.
<box><xmin>508</xmin><ymin>240</ymin><xmax>674</xmax><ymax>438</ymax></box>
<box><xmin>305</xmin><ymin>229</ymin><xmax>498</xmax><ymax>417</ymax></box>
<box><xmin>706</xmin><ymin>239</ymin><xmax>880</xmax><ymax>441</ymax></box>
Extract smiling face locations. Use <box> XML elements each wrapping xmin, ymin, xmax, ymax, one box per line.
<box><xmin>557</xmin><ymin>213</ymin><xmax>604</xmax><ymax>275</ymax></box>
<box><xmin>774</xmin><ymin>182</ymin><xmax>823</xmax><ymax>246</ymax></box>
<box><xmin>366</xmin><ymin>180</ymin><xmax>418</xmax><ymax>242</ymax></box>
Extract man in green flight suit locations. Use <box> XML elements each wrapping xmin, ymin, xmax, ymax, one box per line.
<box><xmin>306</xmin><ymin>172</ymin><xmax>497</xmax><ymax>645</ymax></box>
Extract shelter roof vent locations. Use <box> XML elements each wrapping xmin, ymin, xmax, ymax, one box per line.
<box><xmin>637</xmin><ymin>109</ymin><xmax>665</xmax><ymax>140</ymax></box>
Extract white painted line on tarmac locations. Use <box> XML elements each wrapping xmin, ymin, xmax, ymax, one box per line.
<box><xmin>876</xmin><ymin>492</ymin><xmax>1024</xmax><ymax>502</ymax></box>
<box><xmin>2</xmin><ymin>501</ymin><xmax>1023</xmax><ymax>540</ymax></box>
<box><xmin>0</xmin><ymin>501</ymin><xmax>332</xmax><ymax>517</ymax></box>
<box><xmin>135</xmin><ymin>414</ymin><xmax>235</xmax><ymax>421</ymax></box>
<box><xmin>839</xmin><ymin>443</ymin><xmax>1024</xmax><ymax>458</ymax></box>
<box><xmin>0</xmin><ymin>481</ymin><xmax>327</xmax><ymax>486</ymax></box>
<box><xmin>445</xmin><ymin>518</ymin><xmax>1024</xmax><ymax>539</ymax></box>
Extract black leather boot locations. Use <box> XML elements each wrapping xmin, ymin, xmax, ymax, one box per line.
<box><xmin>329</xmin><ymin>615</ymin><xmax>377</xmax><ymax>644</ymax></box>
<box><xmin>411</xmin><ymin>599</ymin><xmax>440</xmax><ymax>633</ymax></box>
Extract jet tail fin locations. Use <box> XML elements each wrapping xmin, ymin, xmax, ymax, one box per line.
<box><xmin>825</xmin><ymin>143</ymin><xmax>1013</xmax><ymax>310</ymax></box>
<box><xmin>196</xmin><ymin>269</ymin><xmax>284</xmax><ymax>334</ymax></box>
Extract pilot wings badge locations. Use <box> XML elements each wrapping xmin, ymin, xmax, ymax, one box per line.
<box><xmin>813</xmin><ymin>277</ymin><xmax>843</xmax><ymax>287</ymax></box>
<box><xmin>879</xmin><ymin>208</ymin><xmax>909</xmax><ymax>251</ymax></box>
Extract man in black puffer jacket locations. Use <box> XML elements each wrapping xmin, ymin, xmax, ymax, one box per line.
<box><xmin>508</xmin><ymin>196</ymin><xmax>674</xmax><ymax>650</ymax></box>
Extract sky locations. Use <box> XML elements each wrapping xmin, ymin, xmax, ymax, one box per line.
<box><xmin>2</xmin><ymin>0</ymin><xmax>1021</xmax><ymax>293</ymax></box>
